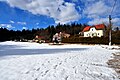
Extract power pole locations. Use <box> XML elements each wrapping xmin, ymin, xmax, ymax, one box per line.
<box><xmin>109</xmin><ymin>15</ymin><xmax>112</xmax><ymax>46</ymax></box>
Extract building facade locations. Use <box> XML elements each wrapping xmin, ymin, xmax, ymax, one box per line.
<box><xmin>83</xmin><ymin>24</ymin><xmax>106</xmax><ymax>37</ymax></box>
<box><xmin>53</xmin><ymin>32</ymin><xmax>70</xmax><ymax>43</ymax></box>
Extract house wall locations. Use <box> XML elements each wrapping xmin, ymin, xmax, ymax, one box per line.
<box><xmin>84</xmin><ymin>27</ymin><xmax>104</xmax><ymax>37</ymax></box>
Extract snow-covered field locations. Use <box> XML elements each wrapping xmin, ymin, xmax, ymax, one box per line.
<box><xmin>0</xmin><ymin>41</ymin><xmax>119</xmax><ymax>80</ymax></box>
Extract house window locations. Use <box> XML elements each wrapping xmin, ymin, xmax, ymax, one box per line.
<box><xmin>88</xmin><ymin>33</ymin><xmax>90</xmax><ymax>37</ymax></box>
<box><xmin>87</xmin><ymin>34</ymin><xmax>88</xmax><ymax>36</ymax></box>
<box><xmin>98</xmin><ymin>33</ymin><xmax>99</xmax><ymax>35</ymax></box>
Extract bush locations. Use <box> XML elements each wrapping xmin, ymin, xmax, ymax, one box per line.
<box><xmin>62</xmin><ymin>37</ymin><xmax>120</xmax><ymax>45</ymax></box>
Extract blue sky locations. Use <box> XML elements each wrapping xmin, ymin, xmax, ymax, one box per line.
<box><xmin>0</xmin><ymin>0</ymin><xmax>120</xmax><ymax>30</ymax></box>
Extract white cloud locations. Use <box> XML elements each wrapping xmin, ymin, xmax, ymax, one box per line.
<box><xmin>6</xmin><ymin>24</ymin><xmax>14</xmax><ymax>29</ymax></box>
<box><xmin>6</xmin><ymin>0</ymin><xmax>80</xmax><ymax>24</ymax></box>
<box><xmin>17</xmin><ymin>22</ymin><xmax>26</xmax><ymax>25</ymax></box>
<box><xmin>0</xmin><ymin>24</ymin><xmax>2</xmax><ymax>28</ymax></box>
<box><xmin>22</xmin><ymin>27</ymin><xmax>27</xmax><ymax>30</ymax></box>
<box><xmin>5</xmin><ymin>0</ymin><xmax>120</xmax><ymax>26</ymax></box>
<box><xmin>88</xmin><ymin>18</ymin><xmax>109</xmax><ymax>25</ymax></box>
<box><xmin>9</xmin><ymin>20</ymin><xmax>29</xmax><ymax>28</ymax></box>
<box><xmin>111</xmin><ymin>18</ymin><xmax>120</xmax><ymax>26</ymax></box>
<box><xmin>82</xmin><ymin>0</ymin><xmax>120</xmax><ymax>27</ymax></box>
<box><xmin>88</xmin><ymin>17</ymin><xmax>120</xmax><ymax>27</ymax></box>
<box><xmin>10</xmin><ymin>20</ymin><xmax>15</xmax><ymax>23</ymax></box>
<box><xmin>84</xmin><ymin>1</ymin><xmax>111</xmax><ymax>18</ymax></box>
<box><xmin>82</xmin><ymin>0</ymin><xmax>120</xmax><ymax>18</ymax></box>
<box><xmin>112</xmin><ymin>18</ymin><xmax>120</xmax><ymax>23</ymax></box>
<box><xmin>0</xmin><ymin>24</ymin><xmax>15</xmax><ymax>29</ymax></box>
<box><xmin>55</xmin><ymin>2</ymin><xmax>80</xmax><ymax>24</ymax></box>
<box><xmin>36</xmin><ymin>23</ymin><xmax>39</xmax><ymax>25</ymax></box>
<box><xmin>1</xmin><ymin>24</ymin><xmax>6</xmax><ymax>26</ymax></box>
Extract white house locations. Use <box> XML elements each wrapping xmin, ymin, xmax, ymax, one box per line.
<box><xmin>83</xmin><ymin>24</ymin><xmax>106</xmax><ymax>37</ymax></box>
<box><xmin>53</xmin><ymin>32</ymin><xmax>70</xmax><ymax>43</ymax></box>
<box><xmin>53</xmin><ymin>32</ymin><xmax>62</xmax><ymax>43</ymax></box>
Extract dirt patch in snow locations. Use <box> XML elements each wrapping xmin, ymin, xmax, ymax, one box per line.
<box><xmin>107</xmin><ymin>52</ymin><xmax>120</xmax><ymax>79</ymax></box>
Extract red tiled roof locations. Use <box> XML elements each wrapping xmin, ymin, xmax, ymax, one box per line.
<box><xmin>83</xmin><ymin>24</ymin><xmax>105</xmax><ymax>32</ymax></box>
<box><xmin>82</xmin><ymin>26</ymin><xmax>91</xmax><ymax>32</ymax></box>
<box><xmin>95</xmin><ymin>24</ymin><xmax>105</xmax><ymax>29</ymax></box>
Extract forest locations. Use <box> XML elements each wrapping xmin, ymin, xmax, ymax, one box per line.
<box><xmin>0</xmin><ymin>23</ymin><xmax>86</xmax><ymax>41</ymax></box>
<box><xmin>0</xmin><ymin>23</ymin><xmax>120</xmax><ymax>44</ymax></box>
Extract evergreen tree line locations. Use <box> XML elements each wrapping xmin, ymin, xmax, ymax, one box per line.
<box><xmin>63</xmin><ymin>27</ymin><xmax>120</xmax><ymax>44</ymax></box>
<box><xmin>0</xmin><ymin>23</ymin><xmax>87</xmax><ymax>42</ymax></box>
<box><xmin>0</xmin><ymin>23</ymin><xmax>120</xmax><ymax>44</ymax></box>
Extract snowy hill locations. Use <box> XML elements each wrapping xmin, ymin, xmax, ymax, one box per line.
<box><xmin>0</xmin><ymin>41</ymin><xmax>119</xmax><ymax>80</ymax></box>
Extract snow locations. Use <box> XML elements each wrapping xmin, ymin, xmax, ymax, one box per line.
<box><xmin>100</xmin><ymin>45</ymin><xmax>120</xmax><ymax>50</ymax></box>
<box><xmin>0</xmin><ymin>41</ymin><xmax>119</xmax><ymax>80</ymax></box>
